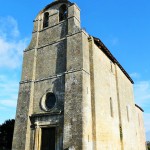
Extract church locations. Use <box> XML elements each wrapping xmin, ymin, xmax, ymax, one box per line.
<box><xmin>12</xmin><ymin>0</ymin><xmax>146</xmax><ymax>150</ymax></box>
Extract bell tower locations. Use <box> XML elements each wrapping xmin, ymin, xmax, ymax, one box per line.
<box><xmin>12</xmin><ymin>0</ymin><xmax>146</xmax><ymax>149</ymax></box>
<box><xmin>12</xmin><ymin>0</ymin><xmax>92</xmax><ymax>150</ymax></box>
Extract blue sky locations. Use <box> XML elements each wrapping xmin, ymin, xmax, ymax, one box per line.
<box><xmin>0</xmin><ymin>0</ymin><xmax>150</xmax><ymax>141</ymax></box>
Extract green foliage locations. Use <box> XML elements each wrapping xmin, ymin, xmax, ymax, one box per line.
<box><xmin>147</xmin><ymin>141</ymin><xmax>150</xmax><ymax>150</ymax></box>
<box><xmin>0</xmin><ymin>119</ymin><xmax>15</xmax><ymax>150</ymax></box>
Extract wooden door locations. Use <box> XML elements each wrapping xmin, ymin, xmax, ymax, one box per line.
<box><xmin>41</xmin><ymin>127</ymin><xmax>56</xmax><ymax>150</ymax></box>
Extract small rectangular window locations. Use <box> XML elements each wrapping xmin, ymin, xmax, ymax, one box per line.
<box><xmin>43</xmin><ymin>12</ymin><xmax>49</xmax><ymax>28</ymax></box>
<box><xmin>110</xmin><ymin>61</ymin><xmax>113</xmax><ymax>73</ymax></box>
<box><xmin>138</xmin><ymin>114</ymin><xmax>140</xmax><ymax>126</ymax></box>
<box><xmin>59</xmin><ymin>4</ymin><xmax>67</xmax><ymax>22</ymax></box>
<box><xmin>126</xmin><ymin>105</ymin><xmax>130</xmax><ymax>122</ymax></box>
<box><xmin>110</xmin><ymin>97</ymin><xmax>114</xmax><ymax>117</ymax></box>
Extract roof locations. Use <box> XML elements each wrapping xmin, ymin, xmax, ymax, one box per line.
<box><xmin>93</xmin><ymin>37</ymin><xmax>134</xmax><ymax>84</ymax></box>
<box><xmin>135</xmin><ymin>104</ymin><xmax>144</xmax><ymax>112</ymax></box>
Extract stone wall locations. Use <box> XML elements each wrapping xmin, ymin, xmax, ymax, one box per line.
<box><xmin>88</xmin><ymin>37</ymin><xmax>146</xmax><ymax>150</ymax></box>
<box><xmin>135</xmin><ymin>105</ymin><xmax>146</xmax><ymax>150</ymax></box>
<box><xmin>89</xmin><ymin>38</ymin><xmax>121</xmax><ymax>150</ymax></box>
<box><xmin>12</xmin><ymin>83</ymin><xmax>32</xmax><ymax>150</ymax></box>
<box><xmin>116</xmin><ymin>65</ymin><xmax>138</xmax><ymax>150</ymax></box>
<box><xmin>12</xmin><ymin>0</ymin><xmax>146</xmax><ymax>150</ymax></box>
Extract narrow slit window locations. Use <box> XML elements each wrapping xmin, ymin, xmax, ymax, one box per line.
<box><xmin>110</xmin><ymin>97</ymin><xmax>113</xmax><ymax>117</ymax></box>
<box><xmin>59</xmin><ymin>4</ymin><xmax>68</xmax><ymax>22</ymax></box>
<box><xmin>43</xmin><ymin>12</ymin><xmax>49</xmax><ymax>28</ymax></box>
<box><xmin>126</xmin><ymin>105</ymin><xmax>130</xmax><ymax>122</ymax></box>
<box><xmin>110</xmin><ymin>61</ymin><xmax>113</xmax><ymax>72</ymax></box>
<box><xmin>138</xmin><ymin>114</ymin><xmax>140</xmax><ymax>126</ymax></box>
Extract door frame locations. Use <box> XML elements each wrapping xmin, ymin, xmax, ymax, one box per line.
<box><xmin>33</xmin><ymin>123</ymin><xmax>58</xmax><ymax>150</ymax></box>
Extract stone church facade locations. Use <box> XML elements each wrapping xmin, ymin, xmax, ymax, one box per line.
<box><xmin>12</xmin><ymin>0</ymin><xmax>146</xmax><ymax>150</ymax></box>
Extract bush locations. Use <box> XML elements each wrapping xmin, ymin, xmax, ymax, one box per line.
<box><xmin>0</xmin><ymin>119</ymin><xmax>15</xmax><ymax>150</ymax></box>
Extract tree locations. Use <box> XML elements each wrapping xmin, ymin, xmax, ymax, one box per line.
<box><xmin>0</xmin><ymin>119</ymin><xmax>15</xmax><ymax>150</ymax></box>
<box><xmin>147</xmin><ymin>141</ymin><xmax>150</xmax><ymax>150</ymax></box>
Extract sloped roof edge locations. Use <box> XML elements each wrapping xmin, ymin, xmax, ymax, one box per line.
<box><xmin>93</xmin><ymin>37</ymin><xmax>134</xmax><ymax>84</ymax></box>
<box><xmin>135</xmin><ymin>104</ymin><xmax>144</xmax><ymax>112</ymax></box>
<box><xmin>39</xmin><ymin>0</ymin><xmax>72</xmax><ymax>14</ymax></box>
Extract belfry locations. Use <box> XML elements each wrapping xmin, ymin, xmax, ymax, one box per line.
<box><xmin>12</xmin><ymin>0</ymin><xmax>146</xmax><ymax>150</ymax></box>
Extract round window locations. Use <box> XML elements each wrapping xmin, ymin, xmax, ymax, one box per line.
<box><xmin>41</xmin><ymin>92</ymin><xmax>57</xmax><ymax>111</ymax></box>
<box><xmin>45</xmin><ymin>93</ymin><xmax>56</xmax><ymax>110</ymax></box>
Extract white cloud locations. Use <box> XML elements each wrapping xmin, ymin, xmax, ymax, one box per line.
<box><xmin>0</xmin><ymin>100</ymin><xmax>17</xmax><ymax>107</ymax></box>
<box><xmin>0</xmin><ymin>16</ymin><xmax>27</xmax><ymax>109</ymax></box>
<box><xmin>0</xmin><ymin>16</ymin><xmax>29</xmax><ymax>124</ymax></box>
<box><xmin>0</xmin><ymin>16</ymin><xmax>19</xmax><ymax>38</ymax></box>
<box><xmin>130</xmin><ymin>72</ymin><xmax>140</xmax><ymax>79</ymax></box>
<box><xmin>144</xmin><ymin>113</ymin><xmax>150</xmax><ymax>131</ymax></box>
<box><xmin>0</xmin><ymin>16</ymin><xmax>29</xmax><ymax>69</ymax></box>
<box><xmin>0</xmin><ymin>36</ymin><xmax>28</xmax><ymax>68</ymax></box>
<box><xmin>134</xmin><ymin>81</ymin><xmax>150</xmax><ymax>107</ymax></box>
<box><xmin>0</xmin><ymin>75</ymin><xmax>19</xmax><ymax>93</ymax></box>
<box><xmin>144</xmin><ymin>113</ymin><xmax>150</xmax><ymax>141</ymax></box>
<box><xmin>7</xmin><ymin>16</ymin><xmax>20</xmax><ymax>38</ymax></box>
<box><xmin>0</xmin><ymin>75</ymin><xmax>6</xmax><ymax>81</ymax></box>
<box><xmin>134</xmin><ymin>80</ymin><xmax>150</xmax><ymax>135</ymax></box>
<box><xmin>0</xmin><ymin>76</ymin><xmax>19</xmax><ymax>108</ymax></box>
<box><xmin>0</xmin><ymin>106</ymin><xmax>7</xmax><ymax>111</ymax></box>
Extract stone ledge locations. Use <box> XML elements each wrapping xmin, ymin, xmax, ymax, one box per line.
<box><xmin>20</xmin><ymin>68</ymin><xmax>90</xmax><ymax>84</ymax></box>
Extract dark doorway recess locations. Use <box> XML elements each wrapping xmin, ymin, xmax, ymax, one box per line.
<box><xmin>41</xmin><ymin>127</ymin><xmax>56</xmax><ymax>150</ymax></box>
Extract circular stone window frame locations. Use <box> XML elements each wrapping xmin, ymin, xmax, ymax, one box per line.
<box><xmin>40</xmin><ymin>92</ymin><xmax>57</xmax><ymax>112</ymax></box>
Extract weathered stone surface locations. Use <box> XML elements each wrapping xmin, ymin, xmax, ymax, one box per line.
<box><xmin>135</xmin><ymin>106</ymin><xmax>147</xmax><ymax>150</ymax></box>
<box><xmin>12</xmin><ymin>83</ymin><xmax>31</xmax><ymax>150</ymax></box>
<box><xmin>21</xmin><ymin>49</ymin><xmax>35</xmax><ymax>81</ymax></box>
<box><xmin>12</xmin><ymin>0</ymin><xmax>146</xmax><ymax>150</ymax></box>
<box><xmin>36</xmin><ymin>40</ymin><xmax>67</xmax><ymax>79</ymax></box>
<box><xmin>38</xmin><ymin>22</ymin><xmax>67</xmax><ymax>47</ymax></box>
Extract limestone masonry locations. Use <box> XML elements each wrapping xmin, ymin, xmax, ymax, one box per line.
<box><xmin>12</xmin><ymin>0</ymin><xmax>146</xmax><ymax>149</ymax></box>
